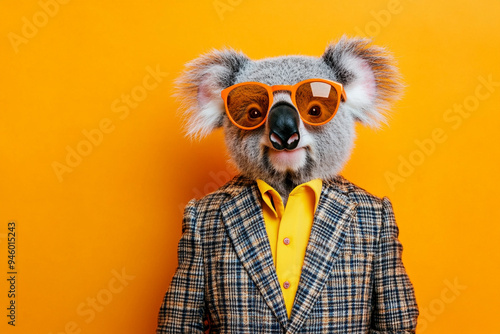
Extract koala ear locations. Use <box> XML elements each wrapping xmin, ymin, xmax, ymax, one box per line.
<box><xmin>175</xmin><ymin>48</ymin><xmax>250</xmax><ymax>139</ymax></box>
<box><xmin>322</xmin><ymin>36</ymin><xmax>403</xmax><ymax>127</ymax></box>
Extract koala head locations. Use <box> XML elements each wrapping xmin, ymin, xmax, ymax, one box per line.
<box><xmin>176</xmin><ymin>36</ymin><xmax>402</xmax><ymax>199</ymax></box>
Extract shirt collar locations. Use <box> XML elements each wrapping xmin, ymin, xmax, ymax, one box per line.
<box><xmin>256</xmin><ymin>178</ymin><xmax>323</xmax><ymax>218</ymax></box>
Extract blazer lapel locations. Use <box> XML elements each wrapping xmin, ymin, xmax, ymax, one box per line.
<box><xmin>220</xmin><ymin>181</ymin><xmax>289</xmax><ymax>329</ymax></box>
<box><xmin>287</xmin><ymin>180</ymin><xmax>357</xmax><ymax>333</ymax></box>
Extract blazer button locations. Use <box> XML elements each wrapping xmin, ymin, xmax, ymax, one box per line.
<box><xmin>283</xmin><ymin>237</ymin><xmax>290</xmax><ymax>245</ymax></box>
<box><xmin>283</xmin><ymin>281</ymin><xmax>290</xmax><ymax>289</ymax></box>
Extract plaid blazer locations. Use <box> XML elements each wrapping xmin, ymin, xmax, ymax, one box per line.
<box><xmin>157</xmin><ymin>175</ymin><xmax>418</xmax><ymax>333</ymax></box>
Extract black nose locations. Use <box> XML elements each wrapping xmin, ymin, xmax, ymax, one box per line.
<box><xmin>268</xmin><ymin>102</ymin><xmax>300</xmax><ymax>151</ymax></box>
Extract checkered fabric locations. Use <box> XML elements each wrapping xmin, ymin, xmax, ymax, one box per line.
<box><xmin>157</xmin><ymin>175</ymin><xmax>418</xmax><ymax>333</ymax></box>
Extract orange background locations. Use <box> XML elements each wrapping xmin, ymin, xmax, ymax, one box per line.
<box><xmin>1</xmin><ymin>1</ymin><xmax>499</xmax><ymax>333</ymax></box>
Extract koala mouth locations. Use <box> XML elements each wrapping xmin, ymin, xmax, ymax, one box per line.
<box><xmin>267</xmin><ymin>146</ymin><xmax>307</xmax><ymax>173</ymax></box>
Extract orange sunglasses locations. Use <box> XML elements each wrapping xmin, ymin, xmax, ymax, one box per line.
<box><xmin>221</xmin><ymin>78</ymin><xmax>347</xmax><ymax>130</ymax></box>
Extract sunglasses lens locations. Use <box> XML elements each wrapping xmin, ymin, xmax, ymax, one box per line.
<box><xmin>226</xmin><ymin>84</ymin><xmax>269</xmax><ymax>129</ymax></box>
<box><xmin>295</xmin><ymin>81</ymin><xmax>340</xmax><ymax>124</ymax></box>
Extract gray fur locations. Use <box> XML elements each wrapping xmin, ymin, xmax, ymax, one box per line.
<box><xmin>175</xmin><ymin>36</ymin><xmax>403</xmax><ymax>202</ymax></box>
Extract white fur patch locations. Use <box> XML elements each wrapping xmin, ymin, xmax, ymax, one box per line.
<box><xmin>184</xmin><ymin>99</ymin><xmax>225</xmax><ymax>139</ymax></box>
<box><xmin>268</xmin><ymin>148</ymin><xmax>307</xmax><ymax>173</ymax></box>
<box><xmin>341</xmin><ymin>57</ymin><xmax>382</xmax><ymax>126</ymax></box>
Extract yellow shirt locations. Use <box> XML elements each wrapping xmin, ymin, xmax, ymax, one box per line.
<box><xmin>256</xmin><ymin>178</ymin><xmax>323</xmax><ymax>318</ymax></box>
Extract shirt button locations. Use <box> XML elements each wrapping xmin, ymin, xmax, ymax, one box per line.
<box><xmin>283</xmin><ymin>237</ymin><xmax>290</xmax><ymax>245</ymax></box>
<box><xmin>283</xmin><ymin>281</ymin><xmax>290</xmax><ymax>289</ymax></box>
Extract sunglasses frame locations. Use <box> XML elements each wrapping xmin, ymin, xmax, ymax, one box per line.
<box><xmin>221</xmin><ymin>78</ymin><xmax>347</xmax><ymax>130</ymax></box>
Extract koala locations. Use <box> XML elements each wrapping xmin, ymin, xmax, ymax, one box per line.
<box><xmin>178</xmin><ymin>36</ymin><xmax>401</xmax><ymax>201</ymax></box>
<box><xmin>157</xmin><ymin>36</ymin><xmax>418</xmax><ymax>334</ymax></box>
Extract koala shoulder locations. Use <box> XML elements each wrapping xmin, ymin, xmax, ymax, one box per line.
<box><xmin>328</xmin><ymin>175</ymin><xmax>388</xmax><ymax>210</ymax></box>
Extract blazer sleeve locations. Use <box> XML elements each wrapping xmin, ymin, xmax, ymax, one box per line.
<box><xmin>369</xmin><ymin>197</ymin><xmax>419</xmax><ymax>334</ymax></box>
<box><xmin>157</xmin><ymin>199</ymin><xmax>208</xmax><ymax>333</ymax></box>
